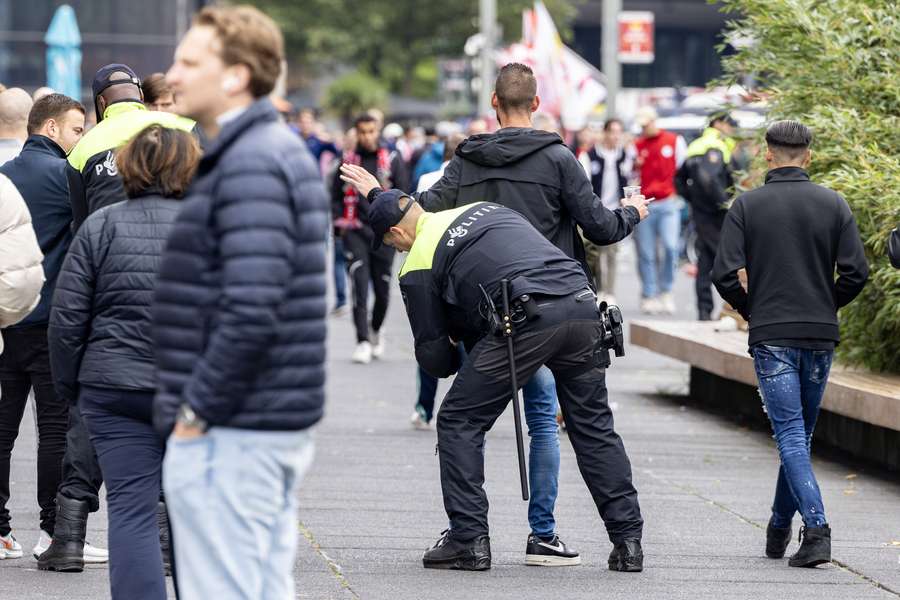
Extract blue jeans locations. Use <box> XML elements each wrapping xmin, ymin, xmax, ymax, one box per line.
<box><xmin>523</xmin><ymin>366</ymin><xmax>559</xmax><ymax>539</ymax></box>
<box><xmin>417</xmin><ymin>362</ymin><xmax>560</xmax><ymax>538</ymax></box>
<box><xmin>333</xmin><ymin>235</ymin><xmax>347</xmax><ymax>308</ymax></box>
<box><xmin>79</xmin><ymin>386</ymin><xmax>164</xmax><ymax>600</ymax></box>
<box><xmin>753</xmin><ymin>345</ymin><xmax>832</xmax><ymax>529</ymax></box>
<box><xmin>634</xmin><ymin>196</ymin><xmax>681</xmax><ymax>298</ymax></box>
<box><xmin>164</xmin><ymin>428</ymin><xmax>315</xmax><ymax>600</ymax></box>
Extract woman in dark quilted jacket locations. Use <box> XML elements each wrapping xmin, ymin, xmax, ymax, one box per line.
<box><xmin>48</xmin><ymin>125</ymin><xmax>200</xmax><ymax>600</ymax></box>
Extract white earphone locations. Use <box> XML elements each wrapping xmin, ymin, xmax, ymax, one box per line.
<box><xmin>223</xmin><ymin>76</ymin><xmax>239</xmax><ymax>92</ymax></box>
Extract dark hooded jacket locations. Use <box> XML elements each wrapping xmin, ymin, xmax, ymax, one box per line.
<box><xmin>413</xmin><ymin>127</ymin><xmax>640</xmax><ymax>266</ymax></box>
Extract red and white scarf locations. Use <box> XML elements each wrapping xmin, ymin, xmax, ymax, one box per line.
<box><xmin>336</xmin><ymin>147</ymin><xmax>392</xmax><ymax>230</ymax></box>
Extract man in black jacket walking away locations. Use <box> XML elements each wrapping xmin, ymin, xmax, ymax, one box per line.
<box><xmin>713</xmin><ymin>120</ymin><xmax>868</xmax><ymax>568</ymax></box>
<box><xmin>154</xmin><ymin>6</ymin><xmax>328</xmax><ymax>599</ymax></box>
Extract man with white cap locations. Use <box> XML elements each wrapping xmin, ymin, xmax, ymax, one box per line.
<box><xmin>633</xmin><ymin>106</ymin><xmax>687</xmax><ymax>315</ymax></box>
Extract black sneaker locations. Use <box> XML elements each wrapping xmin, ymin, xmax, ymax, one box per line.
<box><xmin>789</xmin><ymin>525</ymin><xmax>831</xmax><ymax>568</ymax></box>
<box><xmin>766</xmin><ymin>522</ymin><xmax>792</xmax><ymax>559</ymax></box>
<box><xmin>525</xmin><ymin>534</ymin><xmax>582</xmax><ymax>566</ymax></box>
<box><xmin>422</xmin><ymin>530</ymin><xmax>491</xmax><ymax>571</ymax></box>
<box><xmin>608</xmin><ymin>538</ymin><xmax>643</xmax><ymax>572</ymax></box>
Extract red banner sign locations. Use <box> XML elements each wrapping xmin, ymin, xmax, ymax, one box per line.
<box><xmin>618</xmin><ymin>11</ymin><xmax>654</xmax><ymax>64</ymax></box>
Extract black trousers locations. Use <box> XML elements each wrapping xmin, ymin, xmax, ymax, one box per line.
<box><xmin>0</xmin><ymin>325</ymin><xmax>68</xmax><ymax>536</ymax></box>
<box><xmin>59</xmin><ymin>402</ymin><xmax>104</xmax><ymax>512</ymax></box>
<box><xmin>436</xmin><ymin>291</ymin><xmax>643</xmax><ymax>543</ymax></box>
<box><xmin>343</xmin><ymin>229</ymin><xmax>394</xmax><ymax>343</ymax></box>
<box><xmin>693</xmin><ymin>211</ymin><xmax>725</xmax><ymax>320</ymax></box>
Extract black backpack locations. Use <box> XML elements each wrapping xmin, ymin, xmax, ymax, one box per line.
<box><xmin>889</xmin><ymin>227</ymin><xmax>900</xmax><ymax>269</ymax></box>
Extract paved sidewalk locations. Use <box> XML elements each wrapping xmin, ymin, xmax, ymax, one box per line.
<box><xmin>2</xmin><ymin>257</ymin><xmax>899</xmax><ymax>599</ymax></box>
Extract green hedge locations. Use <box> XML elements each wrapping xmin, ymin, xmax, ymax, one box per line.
<box><xmin>717</xmin><ymin>0</ymin><xmax>900</xmax><ymax>372</ymax></box>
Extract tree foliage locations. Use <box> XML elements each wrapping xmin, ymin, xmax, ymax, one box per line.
<box><xmin>717</xmin><ymin>0</ymin><xmax>900</xmax><ymax>372</ymax></box>
<box><xmin>243</xmin><ymin>0</ymin><xmax>581</xmax><ymax>96</ymax></box>
<box><xmin>323</xmin><ymin>70</ymin><xmax>388</xmax><ymax>126</ymax></box>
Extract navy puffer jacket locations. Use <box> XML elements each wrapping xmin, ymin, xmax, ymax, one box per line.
<box><xmin>48</xmin><ymin>193</ymin><xmax>180</xmax><ymax>405</ymax></box>
<box><xmin>152</xmin><ymin>99</ymin><xmax>328</xmax><ymax>435</ymax></box>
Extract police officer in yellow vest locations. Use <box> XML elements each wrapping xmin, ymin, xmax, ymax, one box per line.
<box><xmin>344</xmin><ymin>184</ymin><xmax>645</xmax><ymax>573</ymax></box>
<box><xmin>676</xmin><ymin>113</ymin><xmax>737</xmax><ymax>320</ymax></box>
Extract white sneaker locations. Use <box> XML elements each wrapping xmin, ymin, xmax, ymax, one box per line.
<box><xmin>31</xmin><ymin>529</ymin><xmax>51</xmax><ymax>559</ymax></box>
<box><xmin>83</xmin><ymin>540</ymin><xmax>108</xmax><ymax>564</ymax></box>
<box><xmin>410</xmin><ymin>410</ymin><xmax>431</xmax><ymax>430</ymax></box>
<box><xmin>371</xmin><ymin>333</ymin><xmax>385</xmax><ymax>359</ymax></box>
<box><xmin>659</xmin><ymin>292</ymin><xmax>676</xmax><ymax>315</ymax></box>
<box><xmin>0</xmin><ymin>532</ymin><xmax>23</xmax><ymax>559</ymax></box>
<box><xmin>640</xmin><ymin>297</ymin><xmax>661</xmax><ymax>315</ymax></box>
<box><xmin>31</xmin><ymin>529</ymin><xmax>108</xmax><ymax>563</ymax></box>
<box><xmin>352</xmin><ymin>341</ymin><xmax>373</xmax><ymax>364</ymax></box>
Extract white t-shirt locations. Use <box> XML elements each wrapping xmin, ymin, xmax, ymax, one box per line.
<box><xmin>0</xmin><ymin>139</ymin><xmax>23</xmax><ymax>167</ymax></box>
<box><xmin>598</xmin><ymin>146</ymin><xmax>621</xmax><ymax>211</ymax></box>
<box><xmin>416</xmin><ymin>161</ymin><xmax>449</xmax><ymax>193</ymax></box>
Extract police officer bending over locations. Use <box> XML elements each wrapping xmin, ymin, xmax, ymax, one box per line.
<box><xmin>356</xmin><ymin>185</ymin><xmax>645</xmax><ymax>573</ymax></box>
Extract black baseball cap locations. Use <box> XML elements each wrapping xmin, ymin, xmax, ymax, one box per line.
<box><xmin>369</xmin><ymin>189</ymin><xmax>416</xmax><ymax>249</ymax></box>
<box><xmin>92</xmin><ymin>63</ymin><xmax>142</xmax><ymax>122</ymax></box>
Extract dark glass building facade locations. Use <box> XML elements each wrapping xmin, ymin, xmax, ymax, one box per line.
<box><xmin>0</xmin><ymin>0</ymin><xmax>206</xmax><ymax>101</ymax></box>
<box><xmin>572</xmin><ymin>0</ymin><xmax>732</xmax><ymax>88</ymax></box>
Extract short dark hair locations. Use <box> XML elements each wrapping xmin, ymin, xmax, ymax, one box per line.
<box><xmin>299</xmin><ymin>107</ymin><xmax>317</xmax><ymax>119</ymax></box>
<box><xmin>27</xmin><ymin>93</ymin><xmax>84</xmax><ymax>135</ymax></box>
<box><xmin>494</xmin><ymin>63</ymin><xmax>537</xmax><ymax>113</ymax></box>
<box><xmin>765</xmin><ymin>120</ymin><xmax>812</xmax><ymax>161</ymax></box>
<box><xmin>117</xmin><ymin>125</ymin><xmax>201</xmax><ymax>199</ymax></box>
<box><xmin>141</xmin><ymin>73</ymin><xmax>172</xmax><ymax>105</ymax></box>
<box><xmin>354</xmin><ymin>113</ymin><xmax>378</xmax><ymax>128</ymax></box>
<box><xmin>603</xmin><ymin>117</ymin><xmax>623</xmax><ymax>131</ymax></box>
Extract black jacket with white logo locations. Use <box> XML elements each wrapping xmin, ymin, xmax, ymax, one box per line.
<box><xmin>66</xmin><ymin>102</ymin><xmax>194</xmax><ymax>230</ymax></box>
<box><xmin>397</xmin><ymin>199</ymin><xmax>588</xmax><ymax>378</ymax></box>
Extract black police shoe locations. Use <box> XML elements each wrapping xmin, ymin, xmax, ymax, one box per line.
<box><xmin>789</xmin><ymin>525</ymin><xmax>831</xmax><ymax>568</ymax></box>
<box><xmin>423</xmin><ymin>530</ymin><xmax>491</xmax><ymax>571</ymax></box>
<box><xmin>766</xmin><ymin>522</ymin><xmax>792</xmax><ymax>559</ymax></box>
<box><xmin>608</xmin><ymin>538</ymin><xmax>643</xmax><ymax>572</ymax></box>
<box><xmin>525</xmin><ymin>533</ymin><xmax>582</xmax><ymax>566</ymax></box>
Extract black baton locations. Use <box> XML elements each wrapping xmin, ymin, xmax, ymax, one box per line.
<box><xmin>500</xmin><ymin>279</ymin><xmax>529</xmax><ymax>501</ymax></box>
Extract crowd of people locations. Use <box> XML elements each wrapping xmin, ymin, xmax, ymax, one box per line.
<box><xmin>0</xmin><ymin>2</ymin><xmax>875</xmax><ymax>599</ymax></box>
<box><xmin>0</xmin><ymin>6</ymin><xmax>326</xmax><ymax>599</ymax></box>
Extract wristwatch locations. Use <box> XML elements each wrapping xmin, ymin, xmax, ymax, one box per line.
<box><xmin>176</xmin><ymin>403</ymin><xmax>209</xmax><ymax>432</ymax></box>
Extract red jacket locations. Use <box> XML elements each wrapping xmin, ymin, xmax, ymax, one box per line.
<box><xmin>635</xmin><ymin>130</ymin><xmax>682</xmax><ymax>201</ymax></box>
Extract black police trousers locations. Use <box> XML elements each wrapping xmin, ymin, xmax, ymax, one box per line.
<box><xmin>436</xmin><ymin>290</ymin><xmax>643</xmax><ymax>544</ymax></box>
<box><xmin>693</xmin><ymin>210</ymin><xmax>725</xmax><ymax>320</ymax></box>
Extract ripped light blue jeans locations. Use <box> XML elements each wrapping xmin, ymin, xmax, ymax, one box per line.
<box><xmin>753</xmin><ymin>345</ymin><xmax>832</xmax><ymax>529</ymax></box>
